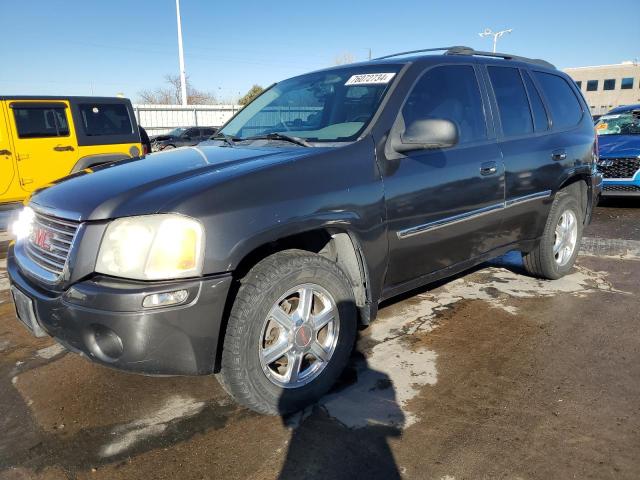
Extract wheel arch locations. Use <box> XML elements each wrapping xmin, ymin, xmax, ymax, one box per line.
<box><xmin>232</xmin><ymin>228</ymin><xmax>372</xmax><ymax>319</ymax></box>
<box><xmin>212</xmin><ymin>227</ymin><xmax>374</xmax><ymax>373</ymax></box>
<box><xmin>557</xmin><ymin>174</ymin><xmax>590</xmax><ymax>223</ymax></box>
<box><xmin>70</xmin><ymin>153</ymin><xmax>130</xmax><ymax>173</ymax></box>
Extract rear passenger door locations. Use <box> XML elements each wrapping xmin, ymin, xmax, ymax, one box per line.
<box><xmin>485</xmin><ymin>65</ymin><xmax>585</xmax><ymax>244</ymax></box>
<box><xmin>485</xmin><ymin>65</ymin><xmax>557</xmax><ymax>244</ymax></box>
<box><xmin>383</xmin><ymin>63</ymin><xmax>504</xmax><ymax>288</ymax></box>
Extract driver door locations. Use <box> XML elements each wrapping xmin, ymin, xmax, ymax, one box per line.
<box><xmin>381</xmin><ymin>64</ymin><xmax>505</xmax><ymax>289</ymax></box>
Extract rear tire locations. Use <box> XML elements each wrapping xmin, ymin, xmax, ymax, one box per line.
<box><xmin>522</xmin><ymin>192</ymin><xmax>583</xmax><ymax>279</ymax></box>
<box><xmin>218</xmin><ymin>250</ymin><xmax>357</xmax><ymax>415</ymax></box>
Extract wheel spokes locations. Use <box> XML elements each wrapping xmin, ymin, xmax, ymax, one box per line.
<box><xmin>311</xmin><ymin>304</ymin><xmax>334</xmax><ymax>331</ymax></box>
<box><xmin>262</xmin><ymin>339</ymin><xmax>291</xmax><ymax>365</ymax></box>
<box><xmin>297</xmin><ymin>287</ymin><xmax>314</xmax><ymax>323</ymax></box>
<box><xmin>310</xmin><ymin>341</ymin><xmax>330</xmax><ymax>362</ymax></box>
<box><xmin>270</xmin><ymin>307</ymin><xmax>294</xmax><ymax>332</ymax></box>
<box><xmin>284</xmin><ymin>351</ymin><xmax>304</xmax><ymax>383</ymax></box>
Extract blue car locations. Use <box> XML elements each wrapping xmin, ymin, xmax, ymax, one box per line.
<box><xmin>596</xmin><ymin>104</ymin><xmax>640</xmax><ymax>197</ymax></box>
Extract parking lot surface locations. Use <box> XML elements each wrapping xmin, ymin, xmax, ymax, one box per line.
<box><xmin>0</xmin><ymin>199</ymin><xmax>638</xmax><ymax>480</ymax></box>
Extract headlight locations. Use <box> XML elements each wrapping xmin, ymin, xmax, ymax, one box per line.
<box><xmin>96</xmin><ymin>214</ymin><xmax>204</xmax><ymax>280</ymax></box>
<box><xmin>10</xmin><ymin>206</ymin><xmax>35</xmax><ymax>241</ymax></box>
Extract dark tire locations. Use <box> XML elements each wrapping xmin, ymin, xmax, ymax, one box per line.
<box><xmin>522</xmin><ymin>192</ymin><xmax>583</xmax><ymax>280</ymax></box>
<box><xmin>218</xmin><ymin>249</ymin><xmax>357</xmax><ymax>415</ymax></box>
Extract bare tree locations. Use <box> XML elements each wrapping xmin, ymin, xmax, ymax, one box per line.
<box><xmin>334</xmin><ymin>52</ymin><xmax>356</xmax><ymax>65</ymax></box>
<box><xmin>138</xmin><ymin>74</ymin><xmax>217</xmax><ymax>104</ymax></box>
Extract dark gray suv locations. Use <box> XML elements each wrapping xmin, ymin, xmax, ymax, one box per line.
<box><xmin>7</xmin><ymin>46</ymin><xmax>602</xmax><ymax>415</ymax></box>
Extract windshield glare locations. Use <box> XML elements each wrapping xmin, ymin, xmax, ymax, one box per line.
<box><xmin>220</xmin><ymin>66</ymin><xmax>401</xmax><ymax>143</ymax></box>
<box><xmin>168</xmin><ymin>127</ymin><xmax>187</xmax><ymax>137</ymax></box>
<box><xmin>596</xmin><ymin>111</ymin><xmax>640</xmax><ymax>136</ymax></box>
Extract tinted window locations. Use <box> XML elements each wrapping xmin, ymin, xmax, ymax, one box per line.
<box><xmin>603</xmin><ymin>79</ymin><xmax>616</xmax><ymax>90</ymax></box>
<box><xmin>586</xmin><ymin>80</ymin><xmax>598</xmax><ymax>91</ymax></box>
<box><xmin>201</xmin><ymin>127</ymin><xmax>216</xmax><ymax>136</ymax></box>
<box><xmin>488</xmin><ymin>66</ymin><xmax>533</xmax><ymax>137</ymax></box>
<box><xmin>78</xmin><ymin>103</ymin><xmax>133</xmax><ymax>136</ymax></box>
<box><xmin>13</xmin><ymin>106</ymin><xmax>69</xmax><ymax>138</ymax></box>
<box><xmin>184</xmin><ymin>128</ymin><xmax>200</xmax><ymax>138</ymax></box>
<box><xmin>621</xmin><ymin>77</ymin><xmax>634</xmax><ymax>90</ymax></box>
<box><xmin>575</xmin><ymin>80</ymin><xmax>582</xmax><ymax>89</ymax></box>
<box><xmin>533</xmin><ymin>72</ymin><xmax>583</xmax><ymax>130</ymax></box>
<box><xmin>402</xmin><ymin>65</ymin><xmax>486</xmax><ymax>144</ymax></box>
<box><xmin>523</xmin><ymin>72</ymin><xmax>549</xmax><ymax>131</ymax></box>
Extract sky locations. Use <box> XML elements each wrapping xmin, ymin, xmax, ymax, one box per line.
<box><xmin>1</xmin><ymin>0</ymin><xmax>638</xmax><ymax>103</ymax></box>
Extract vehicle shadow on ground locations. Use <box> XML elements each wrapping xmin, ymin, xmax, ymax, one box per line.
<box><xmin>276</xmin><ymin>299</ymin><xmax>404</xmax><ymax>480</ymax></box>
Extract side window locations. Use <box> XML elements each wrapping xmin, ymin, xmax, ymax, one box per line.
<box><xmin>523</xmin><ymin>72</ymin><xmax>549</xmax><ymax>132</ymax></box>
<box><xmin>13</xmin><ymin>105</ymin><xmax>69</xmax><ymax>138</ymax></box>
<box><xmin>402</xmin><ymin>65</ymin><xmax>486</xmax><ymax>144</ymax></box>
<box><xmin>201</xmin><ymin>127</ymin><xmax>216</xmax><ymax>137</ymax></box>
<box><xmin>533</xmin><ymin>72</ymin><xmax>583</xmax><ymax>130</ymax></box>
<box><xmin>78</xmin><ymin>103</ymin><xmax>133</xmax><ymax>136</ymax></box>
<box><xmin>488</xmin><ymin>66</ymin><xmax>533</xmax><ymax>137</ymax></box>
<box><xmin>184</xmin><ymin>128</ymin><xmax>199</xmax><ymax>138</ymax></box>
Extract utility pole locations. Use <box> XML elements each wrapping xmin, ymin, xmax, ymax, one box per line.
<box><xmin>478</xmin><ymin>28</ymin><xmax>512</xmax><ymax>53</ymax></box>
<box><xmin>176</xmin><ymin>0</ymin><xmax>188</xmax><ymax>105</ymax></box>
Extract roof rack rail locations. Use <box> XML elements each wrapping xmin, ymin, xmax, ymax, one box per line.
<box><xmin>445</xmin><ymin>46</ymin><xmax>556</xmax><ymax>69</ymax></box>
<box><xmin>375</xmin><ymin>46</ymin><xmax>555</xmax><ymax>69</ymax></box>
<box><xmin>374</xmin><ymin>46</ymin><xmax>470</xmax><ymax>60</ymax></box>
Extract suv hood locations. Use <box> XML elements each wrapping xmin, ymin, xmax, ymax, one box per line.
<box><xmin>30</xmin><ymin>146</ymin><xmax>315</xmax><ymax>221</ymax></box>
<box><xmin>598</xmin><ymin>134</ymin><xmax>640</xmax><ymax>158</ymax></box>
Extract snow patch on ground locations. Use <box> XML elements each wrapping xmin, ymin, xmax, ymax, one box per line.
<box><xmin>100</xmin><ymin>395</ymin><xmax>205</xmax><ymax>458</ymax></box>
<box><xmin>0</xmin><ymin>259</ymin><xmax>8</xmax><ymax>291</ymax></box>
<box><xmin>322</xmin><ymin>259</ymin><xmax>622</xmax><ymax>430</ymax></box>
<box><xmin>35</xmin><ymin>343</ymin><xmax>66</xmax><ymax>359</ymax></box>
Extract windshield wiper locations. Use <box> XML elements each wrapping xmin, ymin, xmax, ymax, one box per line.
<box><xmin>210</xmin><ymin>132</ymin><xmax>238</xmax><ymax>147</ymax></box>
<box><xmin>243</xmin><ymin>132</ymin><xmax>312</xmax><ymax>147</ymax></box>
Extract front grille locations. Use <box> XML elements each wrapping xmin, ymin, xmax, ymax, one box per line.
<box><xmin>597</xmin><ymin>157</ymin><xmax>640</xmax><ymax>179</ymax></box>
<box><xmin>603</xmin><ymin>185</ymin><xmax>640</xmax><ymax>193</ymax></box>
<box><xmin>26</xmin><ymin>212</ymin><xmax>80</xmax><ymax>277</ymax></box>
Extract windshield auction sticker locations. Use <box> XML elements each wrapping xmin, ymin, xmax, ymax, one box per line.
<box><xmin>345</xmin><ymin>73</ymin><xmax>396</xmax><ymax>85</ymax></box>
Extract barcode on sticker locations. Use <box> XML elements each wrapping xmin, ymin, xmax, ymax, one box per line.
<box><xmin>345</xmin><ymin>73</ymin><xmax>396</xmax><ymax>85</ymax></box>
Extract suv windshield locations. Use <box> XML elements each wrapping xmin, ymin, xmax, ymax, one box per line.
<box><xmin>168</xmin><ymin>127</ymin><xmax>188</xmax><ymax>137</ymax></box>
<box><xmin>220</xmin><ymin>65</ymin><xmax>402</xmax><ymax>143</ymax></box>
<box><xmin>596</xmin><ymin>111</ymin><xmax>640</xmax><ymax>136</ymax></box>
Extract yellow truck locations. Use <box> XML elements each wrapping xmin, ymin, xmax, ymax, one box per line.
<box><xmin>0</xmin><ymin>96</ymin><xmax>143</xmax><ymax>207</ymax></box>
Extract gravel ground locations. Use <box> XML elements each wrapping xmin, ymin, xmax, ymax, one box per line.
<box><xmin>0</xmin><ymin>200</ymin><xmax>638</xmax><ymax>480</ymax></box>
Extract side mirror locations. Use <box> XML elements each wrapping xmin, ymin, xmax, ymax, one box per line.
<box><xmin>393</xmin><ymin>119</ymin><xmax>459</xmax><ymax>153</ymax></box>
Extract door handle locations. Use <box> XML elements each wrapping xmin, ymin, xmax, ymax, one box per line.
<box><xmin>54</xmin><ymin>145</ymin><xmax>75</xmax><ymax>152</ymax></box>
<box><xmin>480</xmin><ymin>161</ymin><xmax>498</xmax><ymax>176</ymax></box>
<box><xmin>551</xmin><ymin>149</ymin><xmax>567</xmax><ymax>161</ymax></box>
<box><xmin>0</xmin><ymin>149</ymin><xmax>10</xmax><ymax>156</ymax></box>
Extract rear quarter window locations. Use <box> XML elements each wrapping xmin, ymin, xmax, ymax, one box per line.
<box><xmin>533</xmin><ymin>72</ymin><xmax>583</xmax><ymax>130</ymax></box>
<box><xmin>78</xmin><ymin>103</ymin><xmax>134</xmax><ymax>136</ymax></box>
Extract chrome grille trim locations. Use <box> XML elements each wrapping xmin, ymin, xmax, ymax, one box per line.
<box><xmin>25</xmin><ymin>211</ymin><xmax>81</xmax><ymax>278</ymax></box>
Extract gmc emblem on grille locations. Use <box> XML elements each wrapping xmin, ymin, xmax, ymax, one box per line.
<box><xmin>32</xmin><ymin>227</ymin><xmax>53</xmax><ymax>251</ymax></box>
<box><xmin>597</xmin><ymin>159</ymin><xmax>615</xmax><ymax>167</ymax></box>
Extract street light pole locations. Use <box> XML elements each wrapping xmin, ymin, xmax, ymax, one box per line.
<box><xmin>176</xmin><ymin>0</ymin><xmax>188</xmax><ymax>106</ymax></box>
<box><xmin>478</xmin><ymin>28</ymin><xmax>513</xmax><ymax>53</ymax></box>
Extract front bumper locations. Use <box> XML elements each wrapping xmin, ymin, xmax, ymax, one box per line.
<box><xmin>7</xmin><ymin>245</ymin><xmax>232</xmax><ymax>375</ymax></box>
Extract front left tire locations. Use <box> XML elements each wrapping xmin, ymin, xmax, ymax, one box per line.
<box><xmin>218</xmin><ymin>250</ymin><xmax>357</xmax><ymax>415</ymax></box>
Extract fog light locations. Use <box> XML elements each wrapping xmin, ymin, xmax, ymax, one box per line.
<box><xmin>143</xmin><ymin>289</ymin><xmax>188</xmax><ymax>308</ymax></box>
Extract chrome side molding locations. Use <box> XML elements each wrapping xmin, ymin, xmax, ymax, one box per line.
<box><xmin>397</xmin><ymin>190</ymin><xmax>552</xmax><ymax>239</ymax></box>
